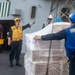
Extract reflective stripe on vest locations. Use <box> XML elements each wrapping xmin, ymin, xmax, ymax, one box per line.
<box><xmin>65</xmin><ymin>26</ymin><xmax>75</xmax><ymax>58</ymax></box>
<box><xmin>11</xmin><ymin>26</ymin><xmax>23</xmax><ymax>41</ymax></box>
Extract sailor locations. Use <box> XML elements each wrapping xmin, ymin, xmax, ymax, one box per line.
<box><xmin>34</xmin><ymin>13</ymin><xmax>75</xmax><ymax>75</ymax></box>
<box><xmin>8</xmin><ymin>18</ymin><xmax>35</xmax><ymax>67</ymax></box>
<box><xmin>42</xmin><ymin>15</ymin><xmax>53</xmax><ymax>28</ymax></box>
<box><xmin>0</xmin><ymin>24</ymin><xmax>3</xmax><ymax>53</ymax></box>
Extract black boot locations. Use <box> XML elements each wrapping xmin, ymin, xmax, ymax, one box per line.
<box><xmin>16</xmin><ymin>61</ymin><xmax>22</xmax><ymax>66</ymax></box>
<box><xmin>10</xmin><ymin>61</ymin><xmax>13</xmax><ymax>67</ymax></box>
<box><xmin>0</xmin><ymin>51</ymin><xmax>2</xmax><ymax>53</ymax></box>
<box><xmin>0</xmin><ymin>48</ymin><xmax>2</xmax><ymax>53</ymax></box>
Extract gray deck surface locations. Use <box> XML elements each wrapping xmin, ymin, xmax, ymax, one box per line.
<box><xmin>0</xmin><ymin>51</ymin><xmax>25</xmax><ymax>75</ymax></box>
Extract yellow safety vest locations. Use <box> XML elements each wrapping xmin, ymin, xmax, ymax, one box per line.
<box><xmin>11</xmin><ymin>26</ymin><xmax>23</xmax><ymax>41</ymax></box>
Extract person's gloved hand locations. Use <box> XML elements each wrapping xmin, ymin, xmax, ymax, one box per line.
<box><xmin>34</xmin><ymin>35</ymin><xmax>41</xmax><ymax>40</ymax></box>
<box><xmin>30</xmin><ymin>20</ymin><xmax>36</xmax><ymax>26</ymax></box>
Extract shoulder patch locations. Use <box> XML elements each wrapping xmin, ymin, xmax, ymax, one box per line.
<box><xmin>70</xmin><ymin>28</ymin><xmax>75</xmax><ymax>33</ymax></box>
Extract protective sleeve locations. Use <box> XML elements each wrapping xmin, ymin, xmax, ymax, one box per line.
<box><xmin>22</xmin><ymin>23</ymin><xmax>31</xmax><ymax>30</ymax></box>
<box><xmin>8</xmin><ymin>29</ymin><xmax>12</xmax><ymax>39</ymax></box>
<box><xmin>41</xmin><ymin>29</ymin><xmax>66</xmax><ymax>40</ymax></box>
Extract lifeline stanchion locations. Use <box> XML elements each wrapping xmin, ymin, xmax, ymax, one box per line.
<box><xmin>45</xmin><ymin>23</ymin><xmax>55</xmax><ymax>75</ymax></box>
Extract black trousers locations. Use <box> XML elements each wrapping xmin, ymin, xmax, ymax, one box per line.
<box><xmin>9</xmin><ymin>40</ymin><xmax>22</xmax><ymax>61</ymax></box>
<box><xmin>0</xmin><ymin>45</ymin><xmax>2</xmax><ymax>53</ymax></box>
<box><xmin>69</xmin><ymin>58</ymin><xmax>75</xmax><ymax>75</ymax></box>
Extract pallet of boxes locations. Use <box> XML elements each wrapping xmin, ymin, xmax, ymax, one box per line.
<box><xmin>24</xmin><ymin>22</ymin><xmax>70</xmax><ymax>75</ymax></box>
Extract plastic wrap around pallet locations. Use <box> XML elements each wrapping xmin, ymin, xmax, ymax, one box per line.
<box><xmin>25</xmin><ymin>22</ymin><xmax>70</xmax><ymax>75</ymax></box>
<box><xmin>25</xmin><ymin>22</ymin><xmax>70</xmax><ymax>50</ymax></box>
